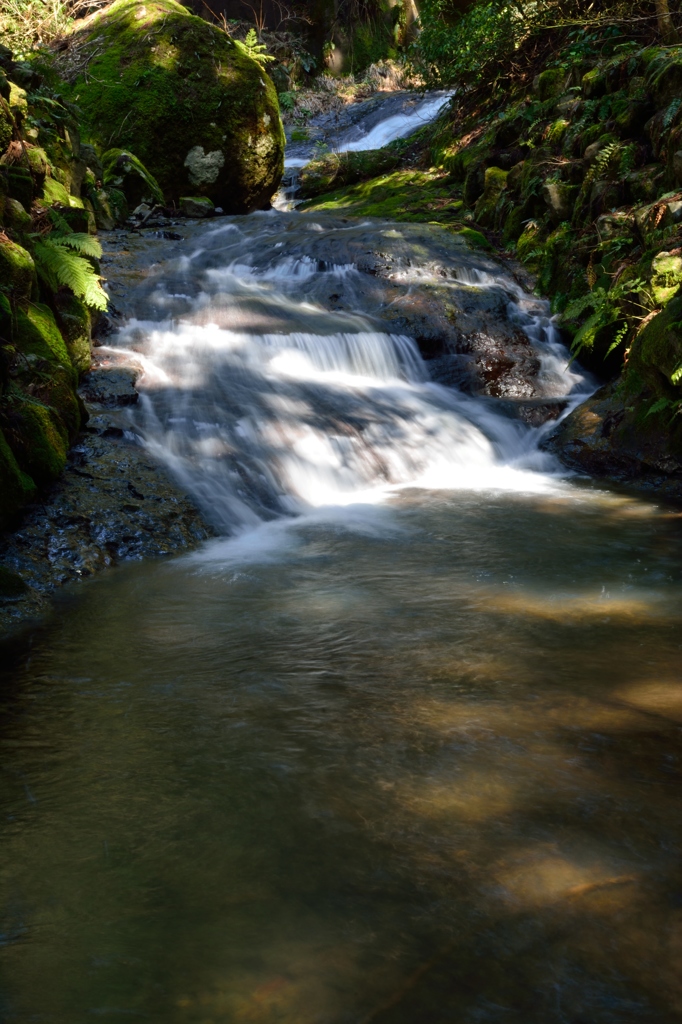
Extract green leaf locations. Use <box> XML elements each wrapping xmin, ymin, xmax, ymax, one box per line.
<box><xmin>645</xmin><ymin>397</ymin><xmax>673</xmax><ymax>418</ymax></box>
<box><xmin>33</xmin><ymin>240</ymin><xmax>108</xmax><ymax>311</ymax></box>
<box><xmin>51</xmin><ymin>232</ymin><xmax>102</xmax><ymax>259</ymax></box>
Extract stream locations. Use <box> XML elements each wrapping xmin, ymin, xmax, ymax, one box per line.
<box><xmin>2</xmin><ymin>93</ymin><xmax>682</xmax><ymax>1023</ymax></box>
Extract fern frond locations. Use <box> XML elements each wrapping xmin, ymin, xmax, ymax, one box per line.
<box><xmin>562</xmin><ymin>288</ymin><xmax>606</xmax><ymax>322</ymax></box>
<box><xmin>47</xmin><ymin>207</ymin><xmax>73</xmax><ymax>234</ymax></box>
<box><xmin>645</xmin><ymin>396</ymin><xmax>674</xmax><ymax>418</ymax></box>
<box><xmin>33</xmin><ymin>240</ymin><xmax>108</xmax><ymax>310</ymax></box>
<box><xmin>51</xmin><ymin>232</ymin><xmax>103</xmax><ymax>259</ymax></box>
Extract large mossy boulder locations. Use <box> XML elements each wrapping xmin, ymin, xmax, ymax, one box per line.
<box><xmin>63</xmin><ymin>0</ymin><xmax>285</xmax><ymax>213</ymax></box>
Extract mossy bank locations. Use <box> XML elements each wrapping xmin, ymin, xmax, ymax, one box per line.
<box><xmin>0</xmin><ymin>42</ymin><xmax>104</xmax><ymax>533</ymax></box>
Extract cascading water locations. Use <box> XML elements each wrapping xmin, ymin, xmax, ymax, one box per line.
<box><xmin>105</xmin><ymin>213</ymin><xmax>589</xmax><ymax>534</ymax></box>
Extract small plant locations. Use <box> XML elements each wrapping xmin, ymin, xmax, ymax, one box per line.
<box><xmin>561</xmin><ymin>276</ymin><xmax>649</xmax><ymax>358</ymax></box>
<box><xmin>278</xmin><ymin>91</ymin><xmax>296</xmax><ymax>112</ymax></box>
<box><xmin>234</xmin><ymin>28</ymin><xmax>274</xmax><ymax>65</ymax></box>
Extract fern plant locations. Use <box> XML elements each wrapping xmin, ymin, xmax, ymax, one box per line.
<box><xmin>234</xmin><ymin>29</ymin><xmax>274</xmax><ymax>66</ymax></box>
<box><xmin>561</xmin><ymin>277</ymin><xmax>647</xmax><ymax>357</ymax></box>
<box><xmin>32</xmin><ymin>231</ymin><xmax>108</xmax><ymax>311</ymax></box>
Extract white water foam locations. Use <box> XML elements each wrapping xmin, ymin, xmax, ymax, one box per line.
<box><xmin>339</xmin><ymin>92</ymin><xmax>453</xmax><ymax>153</ymax></box>
<box><xmin>110</xmin><ymin>234</ymin><xmax>587</xmax><ymax>534</ymax></box>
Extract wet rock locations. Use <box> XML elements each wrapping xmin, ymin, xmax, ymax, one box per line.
<box><xmin>179</xmin><ymin>196</ymin><xmax>215</xmax><ymax>218</ymax></box>
<box><xmin>546</xmin><ymin>295</ymin><xmax>682</xmax><ymax>498</ymax></box>
<box><xmin>0</xmin><ymin>365</ymin><xmax>213</xmax><ymax>638</ymax></box>
<box><xmin>80</xmin><ymin>357</ymin><xmax>139</xmax><ymax>407</ymax></box>
<box><xmin>543</xmin><ymin>382</ymin><xmax>682</xmax><ymax>500</ymax></box>
<box><xmin>299</xmin><ymin>148</ymin><xmax>401</xmax><ymax>200</ymax></box>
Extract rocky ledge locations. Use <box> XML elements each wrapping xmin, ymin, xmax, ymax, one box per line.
<box><xmin>0</xmin><ymin>349</ymin><xmax>212</xmax><ymax>639</ymax></box>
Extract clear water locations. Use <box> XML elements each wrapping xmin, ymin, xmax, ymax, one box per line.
<box><xmin>2</xmin><ymin>206</ymin><xmax>682</xmax><ymax>1022</ymax></box>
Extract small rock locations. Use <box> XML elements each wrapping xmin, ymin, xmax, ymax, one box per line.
<box><xmin>542</xmin><ymin>181</ymin><xmax>577</xmax><ymax>223</ymax></box>
<box><xmin>584</xmin><ymin>139</ymin><xmax>608</xmax><ymax>163</ymax></box>
<box><xmin>667</xmin><ymin>199</ymin><xmax>682</xmax><ymax>223</ymax></box>
<box><xmin>80</xmin><ymin>366</ymin><xmax>139</xmax><ymax>407</ymax></box>
<box><xmin>179</xmin><ymin>196</ymin><xmax>215</xmax><ymax>218</ymax></box>
<box><xmin>596</xmin><ymin>211</ymin><xmax>635</xmax><ymax>238</ymax></box>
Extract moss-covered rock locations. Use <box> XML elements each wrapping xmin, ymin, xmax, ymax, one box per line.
<box><xmin>4</xmin><ymin>196</ymin><xmax>30</xmax><ymax>232</ymax></box>
<box><xmin>54</xmin><ymin>292</ymin><xmax>91</xmax><ymax>374</ymax></box>
<box><xmin>0</xmin><ymin>426</ymin><xmax>35</xmax><ymax>528</ymax></box>
<box><xmin>299</xmin><ymin>169</ymin><xmax>466</xmax><ymax>225</ymax></box>
<box><xmin>0</xmin><ymin>95</ymin><xmax>14</xmax><ymax>153</ymax></box>
<box><xmin>627</xmin><ymin>291</ymin><xmax>682</xmax><ymax>393</ymax></box>
<box><xmin>650</xmin><ymin>252</ymin><xmax>682</xmax><ymax>306</ymax></box>
<box><xmin>534</xmin><ymin>68</ymin><xmax>565</xmax><ymax>102</ymax></box>
<box><xmin>473</xmin><ymin>166</ymin><xmax>507</xmax><ymax>226</ymax></box>
<box><xmin>299</xmin><ymin>148</ymin><xmax>401</xmax><ymax>200</ymax></box>
<box><xmin>6</xmin><ymin>401</ymin><xmax>69</xmax><ymax>486</ymax></box>
<box><xmin>5</xmin><ymin>165</ymin><xmax>33</xmax><ymax>209</ymax></box>
<box><xmin>178</xmin><ymin>196</ymin><xmax>214</xmax><ymax>217</ymax></box>
<box><xmin>61</xmin><ymin>0</ymin><xmax>285</xmax><ymax>212</ymax></box>
<box><xmin>16</xmin><ymin>302</ymin><xmax>74</xmax><ymax>378</ymax></box>
<box><xmin>0</xmin><ymin>238</ymin><xmax>36</xmax><ymax>306</ymax></box>
<box><xmin>102</xmin><ymin>149</ymin><xmax>164</xmax><ymax>209</ymax></box>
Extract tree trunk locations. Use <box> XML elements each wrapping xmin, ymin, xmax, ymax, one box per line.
<box><xmin>656</xmin><ymin>0</ymin><xmax>678</xmax><ymax>45</ymax></box>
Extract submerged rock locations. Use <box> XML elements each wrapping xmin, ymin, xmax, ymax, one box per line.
<box><xmin>60</xmin><ymin>0</ymin><xmax>285</xmax><ymax>213</ymax></box>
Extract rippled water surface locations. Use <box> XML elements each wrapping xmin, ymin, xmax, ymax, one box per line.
<box><xmin>2</xmin><ymin>489</ymin><xmax>682</xmax><ymax>1023</ymax></box>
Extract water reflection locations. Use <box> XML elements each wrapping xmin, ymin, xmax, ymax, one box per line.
<box><xmin>1</xmin><ymin>491</ymin><xmax>681</xmax><ymax>1021</ymax></box>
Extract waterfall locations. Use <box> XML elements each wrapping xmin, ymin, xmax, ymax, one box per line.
<box><xmin>106</xmin><ymin>214</ymin><xmax>590</xmax><ymax>534</ymax></box>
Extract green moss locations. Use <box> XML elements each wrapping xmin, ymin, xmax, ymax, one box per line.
<box><xmin>516</xmin><ymin>221</ymin><xmax>543</xmax><ymax>262</ymax></box>
<box><xmin>15</xmin><ymin>303</ymin><xmax>74</xmax><ymax>378</ymax></box>
<box><xmin>650</xmin><ymin>252</ymin><xmax>682</xmax><ymax>306</ymax></box>
<box><xmin>102</xmin><ymin>149</ymin><xmax>164</xmax><ymax>207</ymax></box>
<box><xmin>582</xmin><ymin>68</ymin><xmax>607</xmax><ymax>99</ymax></box>
<box><xmin>535</xmin><ymin>68</ymin><xmax>565</xmax><ymax>102</ymax></box>
<box><xmin>502</xmin><ymin>205</ymin><xmax>524</xmax><ymax>245</ymax></box>
<box><xmin>455</xmin><ymin>227</ymin><xmax>492</xmax><ymax>251</ymax></box>
<box><xmin>4</xmin><ymin>197</ymin><xmax>31</xmax><ymax>232</ymax></box>
<box><xmin>0</xmin><ymin>426</ymin><xmax>35</xmax><ymax>528</ymax></box>
<box><xmin>0</xmin><ymin>239</ymin><xmax>36</xmax><ymax>307</ymax></box>
<box><xmin>5</xmin><ymin>166</ymin><xmax>33</xmax><ymax>210</ymax></box>
<box><xmin>300</xmin><ymin>169</ymin><xmax>464</xmax><ymax>224</ymax></box>
<box><xmin>8</xmin><ymin>82</ymin><xmax>27</xmax><ymax>121</ymax></box>
<box><xmin>628</xmin><ymin>292</ymin><xmax>682</xmax><ymax>393</ymax></box>
<box><xmin>299</xmin><ymin>148</ymin><xmax>401</xmax><ymax>200</ymax></box>
<box><xmin>473</xmin><ymin>166</ymin><xmax>508</xmax><ymax>227</ymax></box>
<box><xmin>7</xmin><ymin>401</ymin><xmax>69</xmax><ymax>486</ymax></box>
<box><xmin>54</xmin><ymin>292</ymin><xmax>91</xmax><ymax>375</ymax></box>
<box><xmin>42</xmin><ymin>176</ymin><xmax>72</xmax><ymax>206</ymax></box>
<box><xmin>61</xmin><ymin>0</ymin><xmax>285</xmax><ymax>212</ymax></box>
<box><xmin>0</xmin><ymin>95</ymin><xmax>14</xmax><ymax>153</ymax></box>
